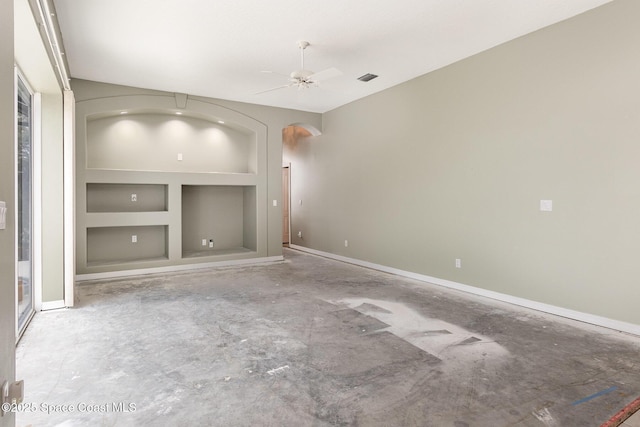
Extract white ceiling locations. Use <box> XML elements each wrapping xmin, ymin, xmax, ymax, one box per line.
<box><xmin>52</xmin><ymin>0</ymin><xmax>612</xmax><ymax>113</ymax></box>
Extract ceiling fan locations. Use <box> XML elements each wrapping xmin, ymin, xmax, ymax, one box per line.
<box><xmin>256</xmin><ymin>41</ymin><xmax>342</xmax><ymax>94</ymax></box>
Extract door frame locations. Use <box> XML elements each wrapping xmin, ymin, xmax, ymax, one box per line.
<box><xmin>1</xmin><ymin>1</ymin><xmax>16</xmax><ymax>421</ymax></box>
<box><xmin>15</xmin><ymin>67</ymin><xmax>39</xmax><ymax>340</ymax></box>
<box><xmin>282</xmin><ymin>164</ymin><xmax>291</xmax><ymax>246</ymax></box>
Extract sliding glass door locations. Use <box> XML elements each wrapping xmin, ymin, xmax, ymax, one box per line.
<box><xmin>17</xmin><ymin>74</ymin><xmax>34</xmax><ymax>334</ymax></box>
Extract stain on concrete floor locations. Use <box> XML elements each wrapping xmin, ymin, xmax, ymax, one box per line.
<box><xmin>16</xmin><ymin>249</ymin><xmax>640</xmax><ymax>426</ymax></box>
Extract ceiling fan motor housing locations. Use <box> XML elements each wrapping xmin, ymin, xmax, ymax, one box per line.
<box><xmin>291</xmin><ymin>69</ymin><xmax>314</xmax><ymax>80</ymax></box>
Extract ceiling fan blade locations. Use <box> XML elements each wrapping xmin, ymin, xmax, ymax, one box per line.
<box><xmin>254</xmin><ymin>83</ymin><xmax>293</xmax><ymax>95</ymax></box>
<box><xmin>260</xmin><ymin>70</ymin><xmax>290</xmax><ymax>78</ymax></box>
<box><xmin>308</xmin><ymin>67</ymin><xmax>342</xmax><ymax>82</ymax></box>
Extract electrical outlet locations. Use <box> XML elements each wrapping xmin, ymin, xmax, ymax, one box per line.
<box><xmin>273</xmin><ymin>200</ymin><xmax>278</xmax><ymax>207</ymax></box>
<box><xmin>297</xmin><ymin>231</ymin><xmax>302</xmax><ymax>238</ymax></box>
<box><xmin>201</xmin><ymin>239</ymin><xmax>207</xmax><ymax>246</ymax></box>
<box><xmin>177</xmin><ymin>153</ymin><xmax>183</xmax><ymax>161</ymax></box>
<box><xmin>131</xmin><ymin>235</ymin><xmax>137</xmax><ymax>243</ymax></box>
<box><xmin>209</xmin><ymin>239</ymin><xmax>214</xmax><ymax>248</ymax></box>
<box><xmin>540</xmin><ymin>200</ymin><xmax>553</xmax><ymax>212</ymax></box>
<box><xmin>455</xmin><ymin>258</ymin><xmax>461</xmax><ymax>268</ymax></box>
<box><xmin>131</xmin><ymin>193</ymin><xmax>137</xmax><ymax>202</ymax></box>
<box><xmin>345</xmin><ymin>240</ymin><xmax>349</xmax><ymax>247</ymax></box>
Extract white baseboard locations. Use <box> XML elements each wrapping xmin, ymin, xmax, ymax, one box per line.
<box><xmin>41</xmin><ymin>300</ymin><xmax>66</xmax><ymax>311</ymax></box>
<box><xmin>75</xmin><ymin>256</ymin><xmax>284</xmax><ymax>282</ymax></box>
<box><xmin>289</xmin><ymin>244</ymin><xmax>640</xmax><ymax>337</ymax></box>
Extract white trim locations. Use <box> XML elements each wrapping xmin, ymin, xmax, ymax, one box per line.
<box><xmin>41</xmin><ymin>300</ymin><xmax>65</xmax><ymax>311</ymax></box>
<box><xmin>14</xmin><ymin>68</ymin><xmax>18</xmax><ymax>339</ymax></box>
<box><xmin>35</xmin><ymin>0</ymin><xmax>70</xmax><ymax>90</ymax></box>
<box><xmin>289</xmin><ymin>244</ymin><xmax>640</xmax><ymax>337</ymax></box>
<box><xmin>282</xmin><ymin>164</ymin><xmax>291</xmax><ymax>245</ymax></box>
<box><xmin>75</xmin><ymin>255</ymin><xmax>284</xmax><ymax>282</ymax></box>
<box><xmin>32</xmin><ymin>92</ymin><xmax>42</xmax><ymax>311</ymax></box>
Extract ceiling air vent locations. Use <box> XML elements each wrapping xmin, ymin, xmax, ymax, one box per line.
<box><xmin>357</xmin><ymin>73</ymin><xmax>378</xmax><ymax>82</ymax></box>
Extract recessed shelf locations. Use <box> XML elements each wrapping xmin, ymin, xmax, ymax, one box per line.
<box><xmin>87</xmin><ymin>225</ymin><xmax>168</xmax><ymax>265</ymax></box>
<box><xmin>181</xmin><ymin>185</ymin><xmax>257</xmax><ymax>258</ymax></box>
<box><xmin>87</xmin><ymin>183</ymin><xmax>167</xmax><ymax>212</ymax></box>
<box><xmin>86</xmin><ymin>113</ymin><xmax>257</xmax><ymax>174</ymax></box>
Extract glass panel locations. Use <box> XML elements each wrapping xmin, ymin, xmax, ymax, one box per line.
<box><xmin>17</xmin><ymin>77</ymin><xmax>33</xmax><ymax>332</ymax></box>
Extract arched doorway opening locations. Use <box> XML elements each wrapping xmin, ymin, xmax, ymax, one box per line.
<box><xmin>282</xmin><ymin>123</ymin><xmax>320</xmax><ymax>246</ymax></box>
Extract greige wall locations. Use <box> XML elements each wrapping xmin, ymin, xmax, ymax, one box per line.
<box><xmin>287</xmin><ymin>0</ymin><xmax>640</xmax><ymax>326</ymax></box>
<box><xmin>0</xmin><ymin>1</ymin><xmax>16</xmax><ymax>425</ymax></box>
<box><xmin>40</xmin><ymin>93</ymin><xmax>65</xmax><ymax>302</ymax></box>
<box><xmin>243</xmin><ymin>186</ymin><xmax>257</xmax><ymax>250</ymax></box>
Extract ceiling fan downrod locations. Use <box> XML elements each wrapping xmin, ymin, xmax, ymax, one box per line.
<box><xmin>298</xmin><ymin>40</ymin><xmax>310</xmax><ymax>70</ymax></box>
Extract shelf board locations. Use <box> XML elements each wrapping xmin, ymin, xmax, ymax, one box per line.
<box><xmin>84</xmin><ymin>169</ymin><xmax>259</xmax><ymax>186</ymax></box>
<box><xmin>86</xmin><ymin>256</ymin><xmax>169</xmax><ymax>268</ymax></box>
<box><xmin>182</xmin><ymin>247</ymin><xmax>254</xmax><ymax>259</ymax></box>
<box><xmin>85</xmin><ymin>212</ymin><xmax>170</xmax><ymax>227</ymax></box>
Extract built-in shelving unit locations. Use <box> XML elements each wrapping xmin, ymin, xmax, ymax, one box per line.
<box><xmin>76</xmin><ymin>94</ymin><xmax>268</xmax><ymax>276</ymax></box>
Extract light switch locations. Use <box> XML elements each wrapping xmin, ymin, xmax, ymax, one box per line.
<box><xmin>540</xmin><ymin>200</ymin><xmax>553</xmax><ymax>212</ymax></box>
<box><xmin>131</xmin><ymin>235</ymin><xmax>137</xmax><ymax>243</ymax></box>
<box><xmin>0</xmin><ymin>201</ymin><xmax>6</xmax><ymax>230</ymax></box>
<box><xmin>131</xmin><ymin>193</ymin><xmax>137</xmax><ymax>202</ymax></box>
<box><xmin>273</xmin><ymin>200</ymin><xmax>278</xmax><ymax>207</ymax></box>
<box><xmin>177</xmin><ymin>153</ymin><xmax>183</xmax><ymax>161</ymax></box>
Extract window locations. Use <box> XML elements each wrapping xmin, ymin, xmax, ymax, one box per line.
<box><xmin>17</xmin><ymin>74</ymin><xmax>34</xmax><ymax>334</ymax></box>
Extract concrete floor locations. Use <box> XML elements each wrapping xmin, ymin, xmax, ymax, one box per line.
<box><xmin>16</xmin><ymin>249</ymin><xmax>640</xmax><ymax>426</ymax></box>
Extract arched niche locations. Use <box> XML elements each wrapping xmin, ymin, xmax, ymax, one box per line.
<box><xmin>79</xmin><ymin>95</ymin><xmax>266</xmax><ymax>174</ymax></box>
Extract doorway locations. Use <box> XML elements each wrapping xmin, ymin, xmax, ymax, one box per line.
<box><xmin>281</xmin><ymin>123</ymin><xmax>319</xmax><ymax>249</ymax></box>
<box><xmin>282</xmin><ymin>166</ymin><xmax>290</xmax><ymax>246</ymax></box>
